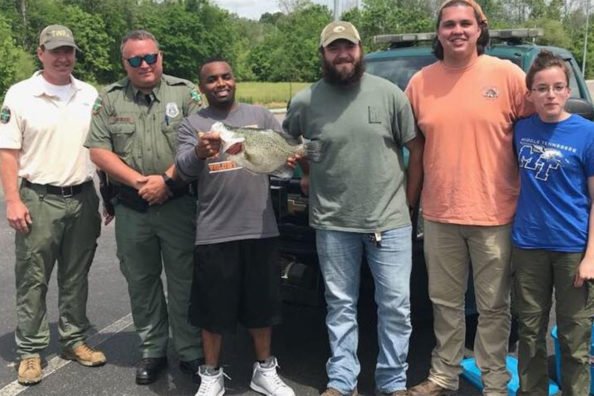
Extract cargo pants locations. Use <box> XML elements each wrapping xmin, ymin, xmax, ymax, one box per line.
<box><xmin>114</xmin><ymin>194</ymin><xmax>202</xmax><ymax>361</ymax></box>
<box><xmin>512</xmin><ymin>248</ymin><xmax>594</xmax><ymax>396</ymax></box>
<box><xmin>15</xmin><ymin>182</ymin><xmax>101</xmax><ymax>358</ymax></box>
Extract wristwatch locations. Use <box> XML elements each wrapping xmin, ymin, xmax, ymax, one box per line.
<box><xmin>161</xmin><ymin>173</ymin><xmax>177</xmax><ymax>190</ymax></box>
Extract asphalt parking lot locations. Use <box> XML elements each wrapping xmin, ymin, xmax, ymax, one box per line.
<box><xmin>0</xmin><ymin>199</ymin><xmax>488</xmax><ymax>396</ymax></box>
<box><xmin>0</xmin><ymin>97</ymin><xmax>573</xmax><ymax>395</ymax></box>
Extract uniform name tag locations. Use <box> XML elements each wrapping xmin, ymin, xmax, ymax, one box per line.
<box><xmin>109</xmin><ymin>116</ymin><xmax>134</xmax><ymax>124</ymax></box>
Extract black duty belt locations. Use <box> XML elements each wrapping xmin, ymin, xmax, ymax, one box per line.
<box><xmin>22</xmin><ymin>179</ymin><xmax>90</xmax><ymax>197</ymax></box>
<box><xmin>114</xmin><ymin>183</ymin><xmax>196</xmax><ymax>213</ymax></box>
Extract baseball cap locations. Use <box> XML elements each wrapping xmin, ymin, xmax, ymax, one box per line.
<box><xmin>39</xmin><ymin>25</ymin><xmax>80</xmax><ymax>50</ymax></box>
<box><xmin>439</xmin><ymin>0</ymin><xmax>488</xmax><ymax>24</ymax></box>
<box><xmin>320</xmin><ymin>21</ymin><xmax>361</xmax><ymax>48</ymax></box>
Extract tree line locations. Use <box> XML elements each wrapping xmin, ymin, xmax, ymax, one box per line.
<box><xmin>0</xmin><ymin>0</ymin><xmax>593</xmax><ymax>99</ymax></box>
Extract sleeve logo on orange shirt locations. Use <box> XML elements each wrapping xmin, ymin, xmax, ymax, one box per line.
<box><xmin>482</xmin><ymin>86</ymin><xmax>500</xmax><ymax>100</ymax></box>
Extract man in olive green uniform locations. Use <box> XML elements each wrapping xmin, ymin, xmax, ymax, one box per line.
<box><xmin>84</xmin><ymin>30</ymin><xmax>202</xmax><ymax>385</ymax></box>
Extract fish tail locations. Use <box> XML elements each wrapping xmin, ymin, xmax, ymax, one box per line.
<box><xmin>304</xmin><ymin>140</ymin><xmax>323</xmax><ymax>162</ymax></box>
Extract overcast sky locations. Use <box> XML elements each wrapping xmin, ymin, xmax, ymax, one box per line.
<box><xmin>212</xmin><ymin>0</ymin><xmax>332</xmax><ymax>20</ymax></box>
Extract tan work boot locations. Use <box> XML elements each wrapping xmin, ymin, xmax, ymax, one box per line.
<box><xmin>17</xmin><ymin>356</ymin><xmax>42</xmax><ymax>385</ymax></box>
<box><xmin>321</xmin><ymin>388</ymin><xmax>359</xmax><ymax>396</ymax></box>
<box><xmin>408</xmin><ymin>379</ymin><xmax>456</xmax><ymax>396</ymax></box>
<box><xmin>62</xmin><ymin>343</ymin><xmax>106</xmax><ymax>367</ymax></box>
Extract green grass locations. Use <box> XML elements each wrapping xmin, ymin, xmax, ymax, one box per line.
<box><xmin>236</xmin><ymin>81</ymin><xmax>311</xmax><ymax>109</ymax></box>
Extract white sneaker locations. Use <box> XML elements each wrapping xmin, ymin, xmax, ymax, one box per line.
<box><xmin>195</xmin><ymin>366</ymin><xmax>225</xmax><ymax>396</ymax></box>
<box><xmin>249</xmin><ymin>357</ymin><xmax>295</xmax><ymax>396</ymax></box>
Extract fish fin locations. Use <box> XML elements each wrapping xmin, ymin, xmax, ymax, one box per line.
<box><xmin>270</xmin><ymin>166</ymin><xmax>295</xmax><ymax>180</ymax></box>
<box><xmin>210</xmin><ymin>121</ymin><xmax>226</xmax><ymax>132</ymax></box>
<box><xmin>304</xmin><ymin>140</ymin><xmax>323</xmax><ymax>162</ymax></box>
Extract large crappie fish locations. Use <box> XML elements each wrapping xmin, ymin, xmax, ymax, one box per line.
<box><xmin>210</xmin><ymin>122</ymin><xmax>320</xmax><ymax>179</ymax></box>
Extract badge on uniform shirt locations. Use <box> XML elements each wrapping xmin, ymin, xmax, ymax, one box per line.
<box><xmin>166</xmin><ymin>102</ymin><xmax>180</xmax><ymax>118</ymax></box>
<box><xmin>0</xmin><ymin>107</ymin><xmax>10</xmax><ymax>124</ymax></box>
<box><xmin>92</xmin><ymin>97</ymin><xmax>103</xmax><ymax>115</ymax></box>
<box><xmin>190</xmin><ymin>89</ymin><xmax>202</xmax><ymax>104</ymax></box>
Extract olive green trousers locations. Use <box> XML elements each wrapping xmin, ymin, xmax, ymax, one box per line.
<box><xmin>15</xmin><ymin>182</ymin><xmax>101</xmax><ymax>358</ymax></box>
<box><xmin>512</xmin><ymin>247</ymin><xmax>593</xmax><ymax>396</ymax></box>
<box><xmin>114</xmin><ymin>195</ymin><xmax>202</xmax><ymax>361</ymax></box>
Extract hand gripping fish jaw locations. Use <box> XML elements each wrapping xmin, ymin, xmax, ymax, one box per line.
<box><xmin>225</xmin><ymin>141</ymin><xmax>244</xmax><ymax>155</ymax></box>
<box><xmin>219</xmin><ymin>133</ymin><xmax>245</xmax><ymax>155</ymax></box>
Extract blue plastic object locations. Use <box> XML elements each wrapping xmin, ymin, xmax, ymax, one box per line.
<box><xmin>461</xmin><ymin>355</ymin><xmax>560</xmax><ymax>396</ymax></box>
<box><xmin>551</xmin><ymin>325</ymin><xmax>594</xmax><ymax>394</ymax></box>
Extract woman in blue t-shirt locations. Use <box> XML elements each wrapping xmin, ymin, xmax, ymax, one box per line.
<box><xmin>512</xmin><ymin>50</ymin><xmax>594</xmax><ymax>396</ymax></box>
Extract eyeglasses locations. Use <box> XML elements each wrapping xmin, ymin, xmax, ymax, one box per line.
<box><xmin>531</xmin><ymin>84</ymin><xmax>568</xmax><ymax>95</ymax></box>
<box><xmin>126</xmin><ymin>53</ymin><xmax>158</xmax><ymax>68</ymax></box>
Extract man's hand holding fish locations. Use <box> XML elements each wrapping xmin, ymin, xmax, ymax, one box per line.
<box><xmin>195</xmin><ymin>131</ymin><xmax>222</xmax><ymax>159</ymax></box>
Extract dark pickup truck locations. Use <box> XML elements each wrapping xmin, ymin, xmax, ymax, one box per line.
<box><xmin>272</xmin><ymin>28</ymin><xmax>594</xmax><ymax>322</ymax></box>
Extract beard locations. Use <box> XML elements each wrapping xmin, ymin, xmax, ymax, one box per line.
<box><xmin>322</xmin><ymin>55</ymin><xmax>365</xmax><ymax>85</ymax></box>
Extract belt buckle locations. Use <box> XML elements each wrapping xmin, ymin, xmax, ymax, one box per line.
<box><xmin>61</xmin><ymin>186</ymin><xmax>75</xmax><ymax>198</ymax></box>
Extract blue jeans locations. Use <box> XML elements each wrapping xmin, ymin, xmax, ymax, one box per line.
<box><xmin>316</xmin><ymin>226</ymin><xmax>413</xmax><ymax>394</ymax></box>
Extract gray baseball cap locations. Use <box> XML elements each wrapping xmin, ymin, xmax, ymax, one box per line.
<box><xmin>39</xmin><ymin>25</ymin><xmax>80</xmax><ymax>50</ymax></box>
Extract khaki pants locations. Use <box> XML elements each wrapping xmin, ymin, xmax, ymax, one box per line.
<box><xmin>512</xmin><ymin>248</ymin><xmax>593</xmax><ymax>396</ymax></box>
<box><xmin>15</xmin><ymin>183</ymin><xmax>101</xmax><ymax>358</ymax></box>
<box><xmin>424</xmin><ymin>220</ymin><xmax>512</xmax><ymax>395</ymax></box>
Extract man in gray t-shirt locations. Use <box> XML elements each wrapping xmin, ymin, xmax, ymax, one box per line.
<box><xmin>175</xmin><ymin>58</ymin><xmax>294</xmax><ymax>396</ymax></box>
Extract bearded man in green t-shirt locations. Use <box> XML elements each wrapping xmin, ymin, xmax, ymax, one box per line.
<box><xmin>283</xmin><ymin>21</ymin><xmax>424</xmax><ymax>396</ymax></box>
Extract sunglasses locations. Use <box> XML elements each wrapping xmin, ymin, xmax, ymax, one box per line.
<box><xmin>126</xmin><ymin>53</ymin><xmax>159</xmax><ymax>68</ymax></box>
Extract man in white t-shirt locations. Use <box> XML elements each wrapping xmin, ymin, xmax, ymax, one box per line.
<box><xmin>0</xmin><ymin>24</ymin><xmax>106</xmax><ymax>386</ymax></box>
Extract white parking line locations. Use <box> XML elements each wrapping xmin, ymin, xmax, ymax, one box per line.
<box><xmin>0</xmin><ymin>313</ymin><xmax>133</xmax><ymax>396</ymax></box>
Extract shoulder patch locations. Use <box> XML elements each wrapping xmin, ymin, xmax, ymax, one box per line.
<box><xmin>0</xmin><ymin>106</ymin><xmax>11</xmax><ymax>124</ymax></box>
<box><xmin>92</xmin><ymin>97</ymin><xmax>103</xmax><ymax>115</ymax></box>
<box><xmin>190</xmin><ymin>89</ymin><xmax>202</xmax><ymax>104</ymax></box>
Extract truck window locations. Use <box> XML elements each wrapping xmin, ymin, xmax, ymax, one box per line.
<box><xmin>366</xmin><ymin>55</ymin><xmax>436</xmax><ymax>90</ymax></box>
<box><xmin>495</xmin><ymin>53</ymin><xmax>582</xmax><ymax>99</ymax></box>
<box><xmin>566</xmin><ymin>61</ymin><xmax>583</xmax><ymax>99</ymax></box>
<box><xmin>367</xmin><ymin>53</ymin><xmax>585</xmax><ymax>100</ymax></box>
